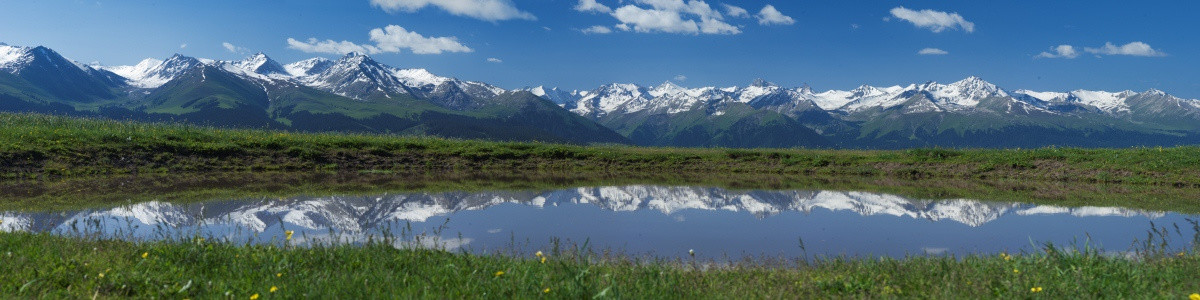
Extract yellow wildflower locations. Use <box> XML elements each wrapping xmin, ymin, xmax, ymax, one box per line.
<box><xmin>494</xmin><ymin>271</ymin><xmax>505</xmax><ymax>277</ymax></box>
<box><xmin>541</xmin><ymin>257</ymin><xmax>546</xmax><ymax>264</ymax></box>
<box><xmin>141</xmin><ymin>252</ymin><xmax>149</xmax><ymax>259</ymax></box>
<box><xmin>543</xmin><ymin>288</ymin><xmax>551</xmax><ymax>294</ymax></box>
<box><xmin>98</xmin><ymin>272</ymin><xmax>105</xmax><ymax>278</ymax></box>
<box><xmin>250</xmin><ymin>293</ymin><xmax>259</xmax><ymax>300</ymax></box>
<box><xmin>1190</xmin><ymin>293</ymin><xmax>1200</xmax><ymax>300</ymax></box>
<box><xmin>1030</xmin><ymin>287</ymin><xmax>1043</xmax><ymax>293</ymax></box>
<box><xmin>1013</xmin><ymin>269</ymin><xmax>1019</xmax><ymax>274</ymax></box>
<box><xmin>284</xmin><ymin>230</ymin><xmax>294</xmax><ymax>241</ymax></box>
<box><xmin>276</xmin><ymin>273</ymin><xmax>283</xmax><ymax>278</ymax></box>
<box><xmin>270</xmin><ymin>286</ymin><xmax>278</xmax><ymax>293</ymax></box>
<box><xmin>535</xmin><ymin>251</ymin><xmax>543</xmax><ymax>257</ymax></box>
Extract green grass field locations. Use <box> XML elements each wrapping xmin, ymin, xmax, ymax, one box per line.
<box><xmin>5</xmin><ymin>112</ymin><xmax>1200</xmax><ymax>187</ymax></box>
<box><xmin>1</xmin><ymin>232</ymin><xmax>1198</xmax><ymax>298</ymax></box>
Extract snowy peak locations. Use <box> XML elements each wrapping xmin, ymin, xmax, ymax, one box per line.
<box><xmin>571</xmin><ymin>83</ymin><xmax>652</xmax><ymax>116</ymax></box>
<box><xmin>232</xmin><ymin>53</ymin><xmax>288</xmax><ymax>76</ymax></box>
<box><xmin>1068</xmin><ymin>90</ymin><xmax>1132</xmax><ymax>113</ymax></box>
<box><xmin>102</xmin><ymin>54</ymin><xmax>203</xmax><ymax>88</ymax></box>
<box><xmin>392</xmin><ymin>68</ymin><xmax>450</xmax><ymax>87</ymax></box>
<box><xmin>649</xmin><ymin>81</ymin><xmax>687</xmax><ymax>98</ymax></box>
<box><xmin>750</xmin><ymin>78</ymin><xmax>775</xmax><ymax>88</ymax></box>
<box><xmin>0</xmin><ymin>44</ymin><xmax>33</xmax><ymax>71</ymax></box>
<box><xmin>298</xmin><ymin>52</ymin><xmax>414</xmax><ymax>99</ymax></box>
<box><xmin>0</xmin><ymin>45</ymin><xmax>90</xmax><ymax>74</ymax></box>
<box><xmin>284</xmin><ymin>58</ymin><xmax>332</xmax><ymax>77</ymax></box>
<box><xmin>922</xmin><ymin>76</ymin><xmax>1009</xmax><ymax>107</ymax></box>
<box><xmin>522</xmin><ymin>86</ymin><xmax>583</xmax><ymax>105</ymax></box>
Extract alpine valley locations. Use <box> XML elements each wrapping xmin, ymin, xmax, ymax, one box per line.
<box><xmin>4</xmin><ymin>43</ymin><xmax>1200</xmax><ymax>149</ymax></box>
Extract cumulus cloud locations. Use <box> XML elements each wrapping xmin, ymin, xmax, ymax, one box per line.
<box><xmin>486</xmin><ymin>57</ymin><xmax>502</xmax><ymax>63</ymax></box>
<box><xmin>369</xmin><ymin>25</ymin><xmax>472</xmax><ymax>54</ymax></box>
<box><xmin>369</xmin><ymin>0</ymin><xmax>535</xmax><ymax>21</ymax></box>
<box><xmin>673</xmin><ymin>74</ymin><xmax>688</xmax><ymax>82</ymax></box>
<box><xmin>888</xmin><ymin>7</ymin><xmax>974</xmax><ymax>33</ymax></box>
<box><xmin>575</xmin><ymin>0</ymin><xmax>612</xmax><ymax>13</ymax></box>
<box><xmin>581</xmin><ymin>25</ymin><xmax>614</xmax><ymax>34</ymax></box>
<box><xmin>918</xmin><ymin>48</ymin><xmax>948</xmax><ymax>55</ymax></box>
<box><xmin>756</xmin><ymin>5</ymin><xmax>794</xmax><ymax>25</ymax></box>
<box><xmin>1084</xmin><ymin>41</ymin><xmax>1166</xmax><ymax>57</ymax></box>
<box><xmin>610</xmin><ymin>0</ymin><xmax>740</xmax><ymax>35</ymax></box>
<box><xmin>1034</xmin><ymin>45</ymin><xmax>1079</xmax><ymax>59</ymax></box>
<box><xmin>287</xmin><ymin>25</ymin><xmax>471</xmax><ymax>55</ymax></box>
<box><xmin>222</xmin><ymin>42</ymin><xmax>249</xmax><ymax>54</ymax></box>
<box><xmin>722</xmin><ymin>4</ymin><xmax>748</xmax><ymax>18</ymax></box>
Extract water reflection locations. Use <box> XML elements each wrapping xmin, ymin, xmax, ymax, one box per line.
<box><xmin>0</xmin><ymin>186</ymin><xmax>1193</xmax><ymax>258</ymax></box>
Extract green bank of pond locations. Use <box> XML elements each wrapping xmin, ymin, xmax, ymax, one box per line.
<box><xmin>6</xmin><ymin>112</ymin><xmax>1200</xmax><ymax>187</ymax></box>
<box><xmin>0</xmin><ymin>232</ymin><xmax>1198</xmax><ymax>298</ymax></box>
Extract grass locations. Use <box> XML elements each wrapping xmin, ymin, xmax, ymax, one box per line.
<box><xmin>5</xmin><ymin>112</ymin><xmax>1200</xmax><ymax>187</ymax></box>
<box><xmin>1</xmin><ymin>231</ymin><xmax>1198</xmax><ymax>298</ymax></box>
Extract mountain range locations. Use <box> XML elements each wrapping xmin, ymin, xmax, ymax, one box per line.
<box><xmin>4</xmin><ymin>43</ymin><xmax>1200</xmax><ymax>148</ymax></box>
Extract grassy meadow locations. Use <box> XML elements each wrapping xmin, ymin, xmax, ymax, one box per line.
<box><xmin>0</xmin><ymin>232</ymin><xmax>1198</xmax><ymax>298</ymax></box>
<box><xmin>5</xmin><ymin>112</ymin><xmax>1200</xmax><ymax>187</ymax></box>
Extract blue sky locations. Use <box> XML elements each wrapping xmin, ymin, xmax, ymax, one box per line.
<box><xmin>1</xmin><ymin>0</ymin><xmax>1197</xmax><ymax>97</ymax></box>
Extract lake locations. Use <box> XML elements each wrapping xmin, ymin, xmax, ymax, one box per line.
<box><xmin>2</xmin><ymin>185</ymin><xmax>1196</xmax><ymax>259</ymax></box>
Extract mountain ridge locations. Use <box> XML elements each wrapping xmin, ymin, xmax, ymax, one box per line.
<box><xmin>4</xmin><ymin>42</ymin><xmax>1200</xmax><ymax>148</ymax></box>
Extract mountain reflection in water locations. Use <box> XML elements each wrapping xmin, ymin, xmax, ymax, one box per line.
<box><xmin>0</xmin><ymin>186</ymin><xmax>1191</xmax><ymax>258</ymax></box>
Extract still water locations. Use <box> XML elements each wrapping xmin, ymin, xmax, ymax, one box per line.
<box><xmin>2</xmin><ymin>186</ymin><xmax>1196</xmax><ymax>259</ymax></box>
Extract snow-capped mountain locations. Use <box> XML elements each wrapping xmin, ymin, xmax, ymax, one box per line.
<box><xmin>230</xmin><ymin>53</ymin><xmax>289</xmax><ymax>77</ymax></box>
<box><xmin>102</xmin><ymin>54</ymin><xmax>203</xmax><ymax>88</ymax></box>
<box><xmin>0</xmin><ymin>44</ymin><xmax>122</xmax><ymax>100</ymax></box>
<box><xmin>94</xmin><ymin>50</ymin><xmax>504</xmax><ymax>105</ymax></box>
<box><xmin>283</xmin><ymin>57</ymin><xmax>333</xmax><ymax>77</ymax></box>
<box><xmin>292</xmin><ymin>52</ymin><xmax>414</xmax><ymax>99</ymax></box>
<box><xmin>519</xmin><ymin>86</ymin><xmax>587</xmax><ymax>105</ymax></box>
<box><xmin>0</xmin><ymin>187</ymin><xmax>1167</xmax><ymax>237</ymax></box>
<box><xmin>9</xmin><ymin>42</ymin><xmax>1200</xmax><ymax>148</ymax></box>
<box><xmin>541</xmin><ymin>75</ymin><xmax>1200</xmax><ymax>119</ymax></box>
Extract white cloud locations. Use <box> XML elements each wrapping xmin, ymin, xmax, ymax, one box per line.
<box><xmin>575</xmin><ymin>0</ymin><xmax>612</xmax><ymax>13</ymax></box>
<box><xmin>581</xmin><ymin>25</ymin><xmax>614</xmax><ymax>34</ymax></box>
<box><xmin>369</xmin><ymin>25</ymin><xmax>472</xmax><ymax>54</ymax></box>
<box><xmin>918</xmin><ymin>48</ymin><xmax>948</xmax><ymax>55</ymax></box>
<box><xmin>486</xmin><ymin>57</ymin><xmax>502</xmax><ymax>63</ymax></box>
<box><xmin>222</xmin><ymin>42</ymin><xmax>249</xmax><ymax>54</ymax></box>
<box><xmin>673</xmin><ymin>74</ymin><xmax>687</xmax><ymax>81</ymax></box>
<box><xmin>287</xmin><ymin>25</ymin><xmax>471</xmax><ymax>55</ymax></box>
<box><xmin>722</xmin><ymin>4</ymin><xmax>748</xmax><ymax>18</ymax></box>
<box><xmin>1084</xmin><ymin>41</ymin><xmax>1166</xmax><ymax>57</ymax></box>
<box><xmin>756</xmin><ymin>5</ymin><xmax>794</xmax><ymax>26</ymax></box>
<box><xmin>888</xmin><ymin>7</ymin><xmax>974</xmax><ymax>33</ymax></box>
<box><xmin>287</xmin><ymin>38</ymin><xmax>380</xmax><ymax>55</ymax></box>
<box><xmin>179</xmin><ymin>43</ymin><xmax>188</xmax><ymax>49</ymax></box>
<box><xmin>369</xmin><ymin>0</ymin><xmax>535</xmax><ymax>21</ymax></box>
<box><xmin>610</xmin><ymin>0</ymin><xmax>740</xmax><ymax>35</ymax></box>
<box><xmin>1034</xmin><ymin>45</ymin><xmax>1078</xmax><ymax>59</ymax></box>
